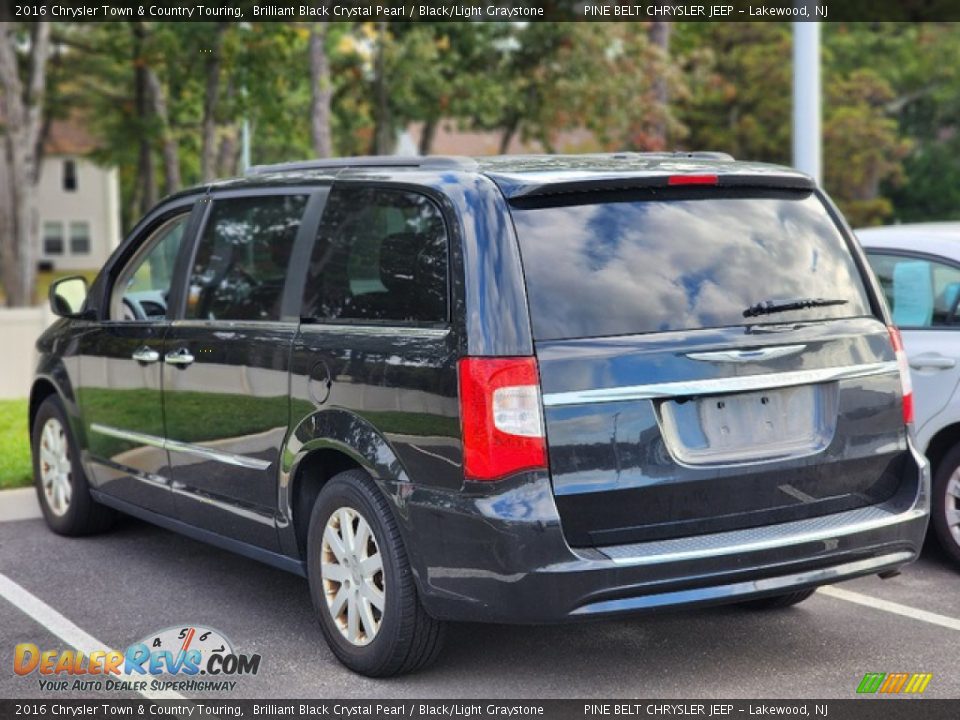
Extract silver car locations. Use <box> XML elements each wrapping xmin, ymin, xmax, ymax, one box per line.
<box><xmin>859</xmin><ymin>223</ymin><xmax>960</xmax><ymax>567</ymax></box>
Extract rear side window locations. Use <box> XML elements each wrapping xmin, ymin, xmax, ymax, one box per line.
<box><xmin>186</xmin><ymin>194</ymin><xmax>308</xmax><ymax>321</ymax></box>
<box><xmin>301</xmin><ymin>186</ymin><xmax>448</xmax><ymax>324</ymax></box>
<box><xmin>510</xmin><ymin>190</ymin><xmax>873</xmax><ymax>340</ymax></box>
<box><xmin>867</xmin><ymin>252</ymin><xmax>960</xmax><ymax>328</ymax></box>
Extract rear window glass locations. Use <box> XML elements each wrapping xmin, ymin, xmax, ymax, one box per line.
<box><xmin>510</xmin><ymin>190</ymin><xmax>873</xmax><ymax>340</ymax></box>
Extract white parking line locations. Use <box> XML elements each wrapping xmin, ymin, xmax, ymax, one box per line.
<box><xmin>0</xmin><ymin>572</ymin><xmax>185</xmax><ymax>700</ymax></box>
<box><xmin>819</xmin><ymin>585</ymin><xmax>960</xmax><ymax>632</ymax></box>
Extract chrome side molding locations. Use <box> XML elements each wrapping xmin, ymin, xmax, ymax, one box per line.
<box><xmin>541</xmin><ymin>361</ymin><xmax>898</xmax><ymax>407</ymax></box>
<box><xmin>90</xmin><ymin>423</ymin><xmax>272</xmax><ymax>471</ymax></box>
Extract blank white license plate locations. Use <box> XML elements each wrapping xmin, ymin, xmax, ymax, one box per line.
<box><xmin>658</xmin><ymin>384</ymin><xmax>837</xmax><ymax>465</ymax></box>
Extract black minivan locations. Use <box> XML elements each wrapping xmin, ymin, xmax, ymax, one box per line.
<box><xmin>32</xmin><ymin>153</ymin><xmax>929</xmax><ymax>676</ymax></box>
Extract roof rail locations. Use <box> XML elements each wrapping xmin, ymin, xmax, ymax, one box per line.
<box><xmin>245</xmin><ymin>155</ymin><xmax>477</xmax><ymax>176</ymax></box>
<box><xmin>671</xmin><ymin>151</ymin><xmax>735</xmax><ymax>161</ymax></box>
<box><xmin>606</xmin><ymin>151</ymin><xmax>735</xmax><ymax>161</ymax></box>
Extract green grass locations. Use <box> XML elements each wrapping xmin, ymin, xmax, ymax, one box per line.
<box><xmin>0</xmin><ymin>399</ymin><xmax>32</xmax><ymax>489</ymax></box>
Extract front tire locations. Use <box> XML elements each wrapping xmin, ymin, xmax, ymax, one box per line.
<box><xmin>932</xmin><ymin>444</ymin><xmax>960</xmax><ymax>567</ymax></box>
<box><xmin>31</xmin><ymin>395</ymin><xmax>115</xmax><ymax>536</ymax></box>
<box><xmin>307</xmin><ymin>469</ymin><xmax>445</xmax><ymax>676</ymax></box>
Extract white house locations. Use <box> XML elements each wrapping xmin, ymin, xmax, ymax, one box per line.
<box><xmin>35</xmin><ymin>119</ymin><xmax>121</xmax><ymax>272</ymax></box>
<box><xmin>0</xmin><ymin>118</ymin><xmax>121</xmax><ymax>398</ymax></box>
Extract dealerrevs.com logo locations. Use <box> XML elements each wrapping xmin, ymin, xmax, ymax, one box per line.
<box><xmin>14</xmin><ymin>625</ymin><xmax>261</xmax><ymax>693</ymax></box>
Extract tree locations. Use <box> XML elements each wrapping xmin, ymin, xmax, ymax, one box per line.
<box><xmin>0</xmin><ymin>22</ymin><xmax>51</xmax><ymax>307</ymax></box>
<box><xmin>826</xmin><ymin>23</ymin><xmax>960</xmax><ymax>221</ymax></box>
<box><xmin>552</xmin><ymin>23</ymin><xmax>683</xmax><ymax>151</ymax></box>
<box><xmin>147</xmin><ymin>65</ymin><xmax>181</xmax><ymax>195</ymax></box>
<box><xmin>371</xmin><ymin>21</ymin><xmax>391</xmax><ymax>154</ymax></box>
<box><xmin>200</xmin><ymin>22</ymin><xmax>228</xmax><ymax>182</ymax></box>
<box><xmin>130</xmin><ymin>21</ymin><xmax>158</xmax><ymax>215</ymax></box>
<box><xmin>823</xmin><ymin>69</ymin><xmax>911</xmax><ymax>227</ymax></box>
<box><xmin>309</xmin><ymin>20</ymin><xmax>333</xmax><ymax>158</ymax></box>
<box><xmin>674</xmin><ymin>23</ymin><xmax>792</xmax><ymax>162</ymax></box>
<box><xmin>377</xmin><ymin>23</ymin><xmax>511</xmax><ymax>155</ymax></box>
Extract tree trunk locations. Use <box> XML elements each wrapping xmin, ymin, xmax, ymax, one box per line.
<box><xmin>648</xmin><ymin>21</ymin><xmax>672</xmax><ymax>151</ymax></box>
<box><xmin>419</xmin><ymin>117</ymin><xmax>438</xmax><ymax>156</ymax></box>
<box><xmin>201</xmin><ymin>23</ymin><xmax>228</xmax><ymax>182</ymax></box>
<box><xmin>216</xmin><ymin>127</ymin><xmax>239</xmax><ymax>177</ymax></box>
<box><xmin>0</xmin><ymin>22</ymin><xmax>51</xmax><ymax>307</ymax></box>
<box><xmin>309</xmin><ymin>20</ymin><xmax>333</xmax><ymax>158</ymax></box>
<box><xmin>146</xmin><ymin>68</ymin><xmax>181</xmax><ymax>195</ymax></box>
<box><xmin>132</xmin><ymin>22</ymin><xmax>157</xmax><ymax>216</ymax></box>
<box><xmin>372</xmin><ymin>21</ymin><xmax>393</xmax><ymax>155</ymax></box>
<box><xmin>499</xmin><ymin>115</ymin><xmax>519</xmax><ymax>154</ymax></box>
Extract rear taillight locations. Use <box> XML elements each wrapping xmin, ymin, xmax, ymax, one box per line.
<box><xmin>888</xmin><ymin>326</ymin><xmax>914</xmax><ymax>426</ymax></box>
<box><xmin>458</xmin><ymin>357</ymin><xmax>547</xmax><ymax>481</ymax></box>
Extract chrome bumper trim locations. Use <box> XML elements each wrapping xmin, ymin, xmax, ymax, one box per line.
<box><xmin>600</xmin><ymin>504</ymin><xmax>926</xmax><ymax>567</ymax></box>
<box><xmin>573</xmin><ymin>551</ymin><xmax>914</xmax><ymax>615</ymax></box>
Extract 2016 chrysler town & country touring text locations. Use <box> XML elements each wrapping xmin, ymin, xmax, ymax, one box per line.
<box><xmin>31</xmin><ymin>153</ymin><xmax>930</xmax><ymax>676</ymax></box>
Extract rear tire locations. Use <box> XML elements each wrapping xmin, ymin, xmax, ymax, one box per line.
<box><xmin>931</xmin><ymin>444</ymin><xmax>960</xmax><ymax>567</ymax></box>
<box><xmin>307</xmin><ymin>469</ymin><xmax>445</xmax><ymax>677</ymax></box>
<box><xmin>31</xmin><ymin>395</ymin><xmax>115</xmax><ymax>536</ymax></box>
<box><xmin>740</xmin><ymin>588</ymin><xmax>816</xmax><ymax>610</ymax></box>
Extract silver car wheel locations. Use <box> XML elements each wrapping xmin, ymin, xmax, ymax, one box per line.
<box><xmin>39</xmin><ymin>417</ymin><xmax>72</xmax><ymax>517</ymax></box>
<box><xmin>321</xmin><ymin>506</ymin><xmax>385</xmax><ymax>646</ymax></box>
<box><xmin>947</xmin><ymin>467</ymin><xmax>960</xmax><ymax>545</ymax></box>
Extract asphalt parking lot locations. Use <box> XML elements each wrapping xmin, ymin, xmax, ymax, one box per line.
<box><xmin>1</xmin><ymin>500</ymin><xmax>959</xmax><ymax>700</ymax></box>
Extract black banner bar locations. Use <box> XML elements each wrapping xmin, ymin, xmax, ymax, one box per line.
<box><xmin>4</xmin><ymin>0</ymin><xmax>960</xmax><ymax>23</ymax></box>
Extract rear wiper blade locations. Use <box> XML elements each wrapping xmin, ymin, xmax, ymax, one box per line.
<box><xmin>743</xmin><ymin>297</ymin><xmax>848</xmax><ymax>318</ymax></box>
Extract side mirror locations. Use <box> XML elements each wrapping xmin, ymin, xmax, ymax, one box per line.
<box><xmin>49</xmin><ymin>276</ymin><xmax>89</xmax><ymax>318</ymax></box>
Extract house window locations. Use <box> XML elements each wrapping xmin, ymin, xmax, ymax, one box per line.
<box><xmin>43</xmin><ymin>221</ymin><xmax>64</xmax><ymax>255</ymax></box>
<box><xmin>63</xmin><ymin>160</ymin><xmax>77</xmax><ymax>191</ymax></box>
<box><xmin>69</xmin><ymin>222</ymin><xmax>91</xmax><ymax>255</ymax></box>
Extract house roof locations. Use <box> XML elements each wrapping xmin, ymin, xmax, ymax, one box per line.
<box><xmin>406</xmin><ymin>121</ymin><xmax>597</xmax><ymax>156</ymax></box>
<box><xmin>0</xmin><ymin>107</ymin><xmax>99</xmax><ymax>156</ymax></box>
<box><xmin>43</xmin><ymin>117</ymin><xmax>98</xmax><ymax>156</ymax></box>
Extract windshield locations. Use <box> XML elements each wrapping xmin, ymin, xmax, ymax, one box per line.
<box><xmin>510</xmin><ymin>190</ymin><xmax>873</xmax><ymax>341</ymax></box>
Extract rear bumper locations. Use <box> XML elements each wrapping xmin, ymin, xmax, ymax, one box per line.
<box><xmin>403</xmin><ymin>440</ymin><xmax>930</xmax><ymax>623</ymax></box>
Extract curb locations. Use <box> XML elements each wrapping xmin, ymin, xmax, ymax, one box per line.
<box><xmin>0</xmin><ymin>487</ymin><xmax>41</xmax><ymax>522</ymax></box>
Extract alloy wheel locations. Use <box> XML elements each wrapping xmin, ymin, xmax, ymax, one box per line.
<box><xmin>39</xmin><ymin>417</ymin><xmax>72</xmax><ymax>517</ymax></box>
<box><xmin>320</xmin><ymin>506</ymin><xmax>386</xmax><ymax>646</ymax></box>
<box><xmin>947</xmin><ymin>466</ymin><xmax>960</xmax><ymax>546</ymax></box>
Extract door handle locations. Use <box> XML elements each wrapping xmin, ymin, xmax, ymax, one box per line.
<box><xmin>164</xmin><ymin>348</ymin><xmax>195</xmax><ymax>367</ymax></box>
<box><xmin>910</xmin><ymin>353</ymin><xmax>957</xmax><ymax>370</ymax></box>
<box><xmin>131</xmin><ymin>347</ymin><xmax>160</xmax><ymax>364</ymax></box>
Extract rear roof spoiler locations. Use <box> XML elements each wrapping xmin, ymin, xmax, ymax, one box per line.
<box><xmin>487</xmin><ymin>168</ymin><xmax>816</xmax><ymax>200</ymax></box>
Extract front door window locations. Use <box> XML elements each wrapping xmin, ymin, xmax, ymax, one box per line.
<box><xmin>111</xmin><ymin>214</ymin><xmax>190</xmax><ymax>321</ymax></box>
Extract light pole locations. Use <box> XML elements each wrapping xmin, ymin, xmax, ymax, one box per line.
<box><xmin>792</xmin><ymin>21</ymin><xmax>821</xmax><ymax>185</ymax></box>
